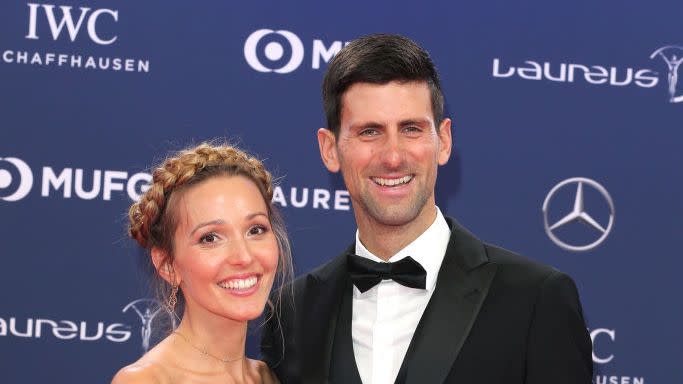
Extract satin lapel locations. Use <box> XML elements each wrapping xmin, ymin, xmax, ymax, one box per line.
<box><xmin>400</xmin><ymin>219</ymin><xmax>497</xmax><ymax>384</ymax></box>
<box><xmin>329</xmin><ymin>279</ymin><xmax>364</xmax><ymax>384</ymax></box>
<box><xmin>301</xmin><ymin>249</ymin><xmax>352</xmax><ymax>384</ymax></box>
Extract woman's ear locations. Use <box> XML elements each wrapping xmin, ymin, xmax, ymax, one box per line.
<box><xmin>151</xmin><ymin>247</ymin><xmax>180</xmax><ymax>285</ymax></box>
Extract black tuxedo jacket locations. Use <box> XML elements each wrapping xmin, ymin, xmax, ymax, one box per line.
<box><xmin>261</xmin><ymin>218</ymin><xmax>593</xmax><ymax>383</ymax></box>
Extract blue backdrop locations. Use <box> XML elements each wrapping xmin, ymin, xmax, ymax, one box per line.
<box><xmin>1</xmin><ymin>1</ymin><xmax>681</xmax><ymax>383</ymax></box>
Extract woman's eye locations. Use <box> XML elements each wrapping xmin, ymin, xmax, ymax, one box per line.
<box><xmin>248</xmin><ymin>225</ymin><xmax>267</xmax><ymax>236</ymax></box>
<box><xmin>199</xmin><ymin>232</ymin><xmax>219</xmax><ymax>244</ymax></box>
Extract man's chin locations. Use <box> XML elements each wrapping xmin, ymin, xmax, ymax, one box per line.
<box><xmin>366</xmin><ymin>206</ymin><xmax>421</xmax><ymax>227</ymax></box>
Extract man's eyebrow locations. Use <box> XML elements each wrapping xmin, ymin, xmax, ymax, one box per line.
<box><xmin>189</xmin><ymin>219</ymin><xmax>225</xmax><ymax>236</ymax></box>
<box><xmin>351</xmin><ymin>121</ymin><xmax>384</xmax><ymax>131</ymax></box>
<box><xmin>399</xmin><ymin>118</ymin><xmax>431</xmax><ymax>127</ymax></box>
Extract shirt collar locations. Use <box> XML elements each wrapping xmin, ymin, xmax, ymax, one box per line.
<box><xmin>354</xmin><ymin>207</ymin><xmax>451</xmax><ymax>292</ymax></box>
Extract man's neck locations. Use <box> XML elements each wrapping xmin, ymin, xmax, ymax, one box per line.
<box><xmin>356</xmin><ymin>205</ymin><xmax>437</xmax><ymax>261</ymax></box>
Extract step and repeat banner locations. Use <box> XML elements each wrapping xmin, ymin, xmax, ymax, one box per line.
<box><xmin>1</xmin><ymin>1</ymin><xmax>681</xmax><ymax>382</ymax></box>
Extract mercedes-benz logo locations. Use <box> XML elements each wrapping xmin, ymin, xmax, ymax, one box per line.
<box><xmin>542</xmin><ymin>177</ymin><xmax>615</xmax><ymax>252</ymax></box>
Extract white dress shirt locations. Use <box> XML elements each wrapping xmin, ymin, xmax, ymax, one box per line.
<box><xmin>352</xmin><ymin>207</ymin><xmax>451</xmax><ymax>384</ymax></box>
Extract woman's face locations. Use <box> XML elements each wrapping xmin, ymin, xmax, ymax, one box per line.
<box><xmin>168</xmin><ymin>175</ymin><xmax>279</xmax><ymax>322</ymax></box>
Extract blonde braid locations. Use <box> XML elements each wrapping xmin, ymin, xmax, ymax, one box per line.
<box><xmin>128</xmin><ymin>143</ymin><xmax>274</xmax><ymax>250</ymax></box>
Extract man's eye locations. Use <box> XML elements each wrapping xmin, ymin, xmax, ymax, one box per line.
<box><xmin>359</xmin><ymin>128</ymin><xmax>379</xmax><ymax>136</ymax></box>
<box><xmin>403</xmin><ymin>126</ymin><xmax>422</xmax><ymax>133</ymax></box>
<box><xmin>248</xmin><ymin>225</ymin><xmax>267</xmax><ymax>236</ymax></box>
<box><xmin>199</xmin><ymin>232</ymin><xmax>219</xmax><ymax>244</ymax></box>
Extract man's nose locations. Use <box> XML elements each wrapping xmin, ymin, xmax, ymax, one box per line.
<box><xmin>379</xmin><ymin>133</ymin><xmax>405</xmax><ymax>169</ymax></box>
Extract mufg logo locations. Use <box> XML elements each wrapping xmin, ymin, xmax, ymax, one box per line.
<box><xmin>244</xmin><ymin>28</ymin><xmax>349</xmax><ymax>73</ymax></box>
<box><xmin>650</xmin><ymin>45</ymin><xmax>683</xmax><ymax>103</ymax></box>
<box><xmin>542</xmin><ymin>177</ymin><xmax>615</xmax><ymax>252</ymax></box>
<box><xmin>26</xmin><ymin>3</ymin><xmax>119</xmax><ymax>45</ymax></box>
<box><xmin>0</xmin><ymin>156</ymin><xmax>151</xmax><ymax>202</ymax></box>
<box><xmin>0</xmin><ymin>155</ymin><xmax>351</xmax><ymax>210</ymax></box>
<box><xmin>0</xmin><ymin>157</ymin><xmax>33</xmax><ymax>202</ymax></box>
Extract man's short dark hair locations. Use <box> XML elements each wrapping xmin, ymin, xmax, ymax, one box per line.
<box><xmin>322</xmin><ymin>33</ymin><xmax>445</xmax><ymax>135</ymax></box>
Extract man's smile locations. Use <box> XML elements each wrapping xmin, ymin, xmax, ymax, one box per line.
<box><xmin>371</xmin><ymin>175</ymin><xmax>414</xmax><ymax>187</ymax></box>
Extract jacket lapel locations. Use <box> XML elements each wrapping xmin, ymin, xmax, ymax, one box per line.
<box><xmin>329</xmin><ymin>278</ymin><xmax>364</xmax><ymax>384</ymax></box>
<box><xmin>301</xmin><ymin>247</ymin><xmax>353</xmax><ymax>384</ymax></box>
<box><xmin>399</xmin><ymin>219</ymin><xmax>497</xmax><ymax>384</ymax></box>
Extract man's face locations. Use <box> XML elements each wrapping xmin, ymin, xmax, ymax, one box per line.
<box><xmin>318</xmin><ymin>80</ymin><xmax>451</xmax><ymax>230</ymax></box>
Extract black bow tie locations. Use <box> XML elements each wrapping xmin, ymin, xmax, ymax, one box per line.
<box><xmin>347</xmin><ymin>253</ymin><xmax>427</xmax><ymax>293</ymax></box>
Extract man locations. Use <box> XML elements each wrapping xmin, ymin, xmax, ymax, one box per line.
<box><xmin>262</xmin><ymin>34</ymin><xmax>593</xmax><ymax>384</ymax></box>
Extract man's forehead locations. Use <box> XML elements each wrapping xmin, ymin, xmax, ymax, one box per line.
<box><xmin>342</xmin><ymin>79</ymin><xmax>431</xmax><ymax>95</ymax></box>
<box><xmin>339</xmin><ymin>81</ymin><xmax>433</xmax><ymax>122</ymax></box>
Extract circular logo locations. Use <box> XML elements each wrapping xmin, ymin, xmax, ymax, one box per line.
<box><xmin>542</xmin><ymin>177</ymin><xmax>615</xmax><ymax>252</ymax></box>
<box><xmin>0</xmin><ymin>157</ymin><xmax>34</xmax><ymax>202</ymax></box>
<box><xmin>244</xmin><ymin>29</ymin><xmax>304</xmax><ymax>74</ymax></box>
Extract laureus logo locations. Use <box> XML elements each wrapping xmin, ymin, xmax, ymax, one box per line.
<box><xmin>122</xmin><ymin>299</ymin><xmax>177</xmax><ymax>352</ymax></box>
<box><xmin>650</xmin><ymin>45</ymin><xmax>683</xmax><ymax>103</ymax></box>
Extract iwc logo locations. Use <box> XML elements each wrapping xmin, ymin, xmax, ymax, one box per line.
<box><xmin>542</xmin><ymin>177</ymin><xmax>615</xmax><ymax>252</ymax></box>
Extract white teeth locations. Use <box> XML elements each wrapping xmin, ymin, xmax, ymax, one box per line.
<box><xmin>372</xmin><ymin>175</ymin><xmax>412</xmax><ymax>186</ymax></box>
<box><xmin>218</xmin><ymin>276</ymin><xmax>258</xmax><ymax>290</ymax></box>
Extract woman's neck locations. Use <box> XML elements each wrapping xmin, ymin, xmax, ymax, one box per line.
<box><xmin>172</xmin><ymin>309</ymin><xmax>250</xmax><ymax>379</ymax></box>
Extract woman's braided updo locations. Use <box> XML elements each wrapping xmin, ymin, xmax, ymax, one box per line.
<box><xmin>129</xmin><ymin>143</ymin><xmax>274</xmax><ymax>251</ymax></box>
<box><xmin>127</xmin><ymin>142</ymin><xmax>291</xmax><ymax>318</ymax></box>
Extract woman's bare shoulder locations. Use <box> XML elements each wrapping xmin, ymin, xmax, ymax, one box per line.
<box><xmin>111</xmin><ymin>360</ymin><xmax>169</xmax><ymax>384</ymax></box>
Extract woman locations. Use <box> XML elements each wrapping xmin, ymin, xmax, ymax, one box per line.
<box><xmin>113</xmin><ymin>143</ymin><xmax>291</xmax><ymax>384</ymax></box>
